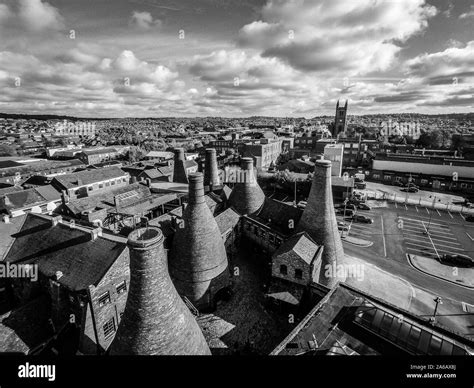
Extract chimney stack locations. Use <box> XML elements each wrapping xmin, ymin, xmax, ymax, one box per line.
<box><xmin>204</xmin><ymin>148</ymin><xmax>220</xmax><ymax>190</ymax></box>
<box><xmin>173</xmin><ymin>148</ymin><xmax>188</xmax><ymax>184</ymax></box>
<box><xmin>297</xmin><ymin>159</ymin><xmax>344</xmax><ymax>288</ymax></box>
<box><xmin>110</xmin><ymin>227</ymin><xmax>211</xmax><ymax>355</ymax></box>
<box><xmin>170</xmin><ymin>173</ymin><xmax>230</xmax><ymax>311</ymax></box>
<box><xmin>228</xmin><ymin>157</ymin><xmax>265</xmax><ymax>215</ymax></box>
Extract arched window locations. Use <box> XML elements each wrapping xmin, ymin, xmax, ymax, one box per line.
<box><xmin>295</xmin><ymin>269</ymin><xmax>303</xmax><ymax>280</ymax></box>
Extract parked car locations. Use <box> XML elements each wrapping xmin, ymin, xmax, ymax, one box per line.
<box><xmin>338</xmin><ymin>223</ymin><xmax>350</xmax><ymax>232</ymax></box>
<box><xmin>400</xmin><ymin>187</ymin><xmax>419</xmax><ymax>193</ymax></box>
<box><xmin>354</xmin><ymin>182</ymin><xmax>366</xmax><ymax>189</ymax></box>
<box><xmin>439</xmin><ymin>254</ymin><xmax>474</xmax><ymax>267</ymax></box>
<box><xmin>357</xmin><ymin>203</ymin><xmax>371</xmax><ymax>210</ymax></box>
<box><xmin>393</xmin><ymin>181</ymin><xmax>404</xmax><ymax>187</ymax></box>
<box><xmin>352</xmin><ymin>215</ymin><xmax>374</xmax><ymax>224</ymax></box>
<box><xmin>466</xmin><ymin>215</ymin><xmax>474</xmax><ymax>222</ymax></box>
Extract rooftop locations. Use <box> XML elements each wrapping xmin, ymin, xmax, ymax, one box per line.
<box><xmin>4</xmin><ymin>213</ymin><xmax>127</xmax><ymax>291</ymax></box>
<box><xmin>271</xmin><ymin>283</ymin><xmax>474</xmax><ymax>356</ymax></box>
<box><xmin>53</xmin><ymin>166</ymin><xmax>127</xmax><ymax>189</ymax></box>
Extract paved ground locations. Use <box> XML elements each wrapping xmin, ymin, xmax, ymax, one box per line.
<box><xmin>340</xmin><ymin>200</ymin><xmax>474</xmax><ymax>339</ymax></box>
<box><xmin>196</xmin><ymin>246</ymin><xmax>293</xmax><ymax>355</ymax></box>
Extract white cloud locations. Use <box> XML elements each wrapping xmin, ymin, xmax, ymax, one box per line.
<box><xmin>130</xmin><ymin>11</ymin><xmax>162</xmax><ymax>30</ymax></box>
<box><xmin>18</xmin><ymin>0</ymin><xmax>64</xmax><ymax>32</ymax></box>
<box><xmin>459</xmin><ymin>5</ymin><xmax>474</xmax><ymax>19</ymax></box>
<box><xmin>238</xmin><ymin>0</ymin><xmax>437</xmax><ymax>75</ymax></box>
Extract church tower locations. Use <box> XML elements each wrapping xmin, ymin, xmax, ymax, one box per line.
<box><xmin>333</xmin><ymin>100</ymin><xmax>348</xmax><ymax>137</ymax></box>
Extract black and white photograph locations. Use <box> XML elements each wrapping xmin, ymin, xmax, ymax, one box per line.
<box><xmin>0</xmin><ymin>0</ymin><xmax>473</xmax><ymax>385</ymax></box>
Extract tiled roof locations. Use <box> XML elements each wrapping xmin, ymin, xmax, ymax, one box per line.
<box><xmin>34</xmin><ymin>185</ymin><xmax>61</xmax><ymax>201</ymax></box>
<box><xmin>215</xmin><ymin>207</ymin><xmax>240</xmax><ymax>234</ymax></box>
<box><xmin>64</xmin><ymin>183</ymin><xmax>150</xmax><ymax>215</ymax></box>
<box><xmin>273</xmin><ymin>232</ymin><xmax>321</xmax><ymax>265</ymax></box>
<box><xmin>251</xmin><ymin>197</ymin><xmax>303</xmax><ymax>236</ymax></box>
<box><xmin>53</xmin><ymin>166</ymin><xmax>127</xmax><ymax>189</ymax></box>
<box><xmin>82</xmin><ymin>147</ymin><xmax>118</xmax><ymax>155</ymax></box>
<box><xmin>4</xmin><ymin>213</ymin><xmax>127</xmax><ymax>291</ymax></box>
<box><xmin>0</xmin><ymin>185</ymin><xmax>60</xmax><ymax>213</ymax></box>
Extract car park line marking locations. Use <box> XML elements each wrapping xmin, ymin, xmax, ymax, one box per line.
<box><xmin>403</xmin><ymin>227</ymin><xmax>459</xmax><ymax>242</ymax></box>
<box><xmin>436</xmin><ymin>209</ymin><xmax>441</xmax><ymax>216</ymax></box>
<box><xmin>459</xmin><ymin>213</ymin><xmax>466</xmax><ymax>220</ymax></box>
<box><xmin>399</xmin><ymin>216</ymin><xmax>450</xmax><ymax>228</ymax></box>
<box><xmin>406</xmin><ymin>247</ymin><xmax>435</xmax><ymax>255</ymax></box>
<box><xmin>466</xmin><ymin>232</ymin><xmax>474</xmax><ymax>241</ymax></box>
<box><xmin>401</xmin><ymin>226</ymin><xmax>456</xmax><ymax>238</ymax></box>
<box><xmin>429</xmin><ymin>239</ymin><xmax>462</xmax><ymax>247</ymax></box>
<box><xmin>448</xmin><ymin>211</ymin><xmax>453</xmax><ymax>218</ymax></box>
<box><xmin>421</xmin><ymin>221</ymin><xmax>439</xmax><ymax>259</ymax></box>
<box><xmin>415</xmin><ymin>206</ymin><xmax>419</xmax><ymax>213</ymax></box>
<box><xmin>404</xmin><ymin>204</ymin><xmax>408</xmax><ymax>211</ymax></box>
<box><xmin>381</xmin><ymin>215</ymin><xmax>386</xmax><ymax>258</ymax></box>
<box><xmin>425</xmin><ymin>207</ymin><xmax>430</xmax><ymax>214</ymax></box>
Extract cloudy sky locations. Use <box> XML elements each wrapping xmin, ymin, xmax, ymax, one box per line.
<box><xmin>0</xmin><ymin>0</ymin><xmax>473</xmax><ymax>117</ymax></box>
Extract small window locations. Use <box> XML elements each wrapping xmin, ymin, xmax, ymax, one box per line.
<box><xmin>295</xmin><ymin>269</ymin><xmax>303</xmax><ymax>280</ymax></box>
<box><xmin>116</xmin><ymin>281</ymin><xmax>127</xmax><ymax>295</ymax></box>
<box><xmin>98</xmin><ymin>291</ymin><xmax>111</xmax><ymax>307</ymax></box>
<box><xmin>99</xmin><ymin>183</ymin><xmax>104</xmax><ymax>189</ymax></box>
<box><xmin>111</xmin><ymin>180</ymin><xmax>115</xmax><ymax>185</ymax></box>
<box><xmin>103</xmin><ymin>318</ymin><xmax>116</xmax><ymax>338</ymax></box>
<box><xmin>105</xmin><ymin>181</ymin><xmax>110</xmax><ymax>187</ymax></box>
<box><xmin>280</xmin><ymin>265</ymin><xmax>288</xmax><ymax>275</ymax></box>
<box><xmin>427</xmin><ymin>335</ymin><xmax>442</xmax><ymax>355</ymax></box>
<box><xmin>88</xmin><ymin>186</ymin><xmax>93</xmax><ymax>191</ymax></box>
<box><xmin>122</xmin><ymin>178</ymin><xmax>127</xmax><ymax>183</ymax></box>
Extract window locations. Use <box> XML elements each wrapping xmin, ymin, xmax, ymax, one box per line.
<box><xmin>103</xmin><ymin>318</ymin><xmax>116</xmax><ymax>338</ymax></box>
<box><xmin>116</xmin><ymin>281</ymin><xmax>127</xmax><ymax>295</ymax></box>
<box><xmin>427</xmin><ymin>335</ymin><xmax>442</xmax><ymax>355</ymax></box>
<box><xmin>88</xmin><ymin>186</ymin><xmax>93</xmax><ymax>191</ymax></box>
<box><xmin>122</xmin><ymin>178</ymin><xmax>127</xmax><ymax>183</ymax></box>
<box><xmin>105</xmin><ymin>181</ymin><xmax>110</xmax><ymax>187</ymax></box>
<box><xmin>280</xmin><ymin>265</ymin><xmax>288</xmax><ymax>275</ymax></box>
<box><xmin>295</xmin><ymin>269</ymin><xmax>303</xmax><ymax>280</ymax></box>
<box><xmin>99</xmin><ymin>183</ymin><xmax>104</xmax><ymax>189</ymax></box>
<box><xmin>111</xmin><ymin>180</ymin><xmax>115</xmax><ymax>185</ymax></box>
<box><xmin>406</xmin><ymin>326</ymin><xmax>422</xmax><ymax>351</ymax></box>
<box><xmin>98</xmin><ymin>291</ymin><xmax>111</xmax><ymax>307</ymax></box>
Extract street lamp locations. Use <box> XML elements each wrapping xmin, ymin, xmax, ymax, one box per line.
<box><xmin>429</xmin><ymin>297</ymin><xmax>443</xmax><ymax>325</ymax></box>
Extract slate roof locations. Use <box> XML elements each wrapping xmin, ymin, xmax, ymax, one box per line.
<box><xmin>82</xmin><ymin>147</ymin><xmax>118</xmax><ymax>155</ymax></box>
<box><xmin>251</xmin><ymin>197</ymin><xmax>303</xmax><ymax>236</ymax></box>
<box><xmin>0</xmin><ymin>295</ymin><xmax>53</xmax><ymax>354</ymax></box>
<box><xmin>4</xmin><ymin>213</ymin><xmax>127</xmax><ymax>291</ymax></box>
<box><xmin>64</xmin><ymin>183</ymin><xmax>150</xmax><ymax>215</ymax></box>
<box><xmin>0</xmin><ymin>185</ymin><xmax>60</xmax><ymax>213</ymax></box>
<box><xmin>273</xmin><ymin>232</ymin><xmax>322</xmax><ymax>265</ymax></box>
<box><xmin>215</xmin><ymin>207</ymin><xmax>240</xmax><ymax>234</ymax></box>
<box><xmin>52</xmin><ymin>167</ymin><xmax>127</xmax><ymax>189</ymax></box>
<box><xmin>0</xmin><ymin>185</ymin><xmax>23</xmax><ymax>197</ymax></box>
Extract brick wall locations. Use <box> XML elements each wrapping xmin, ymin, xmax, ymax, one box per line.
<box><xmin>80</xmin><ymin>248</ymin><xmax>130</xmax><ymax>354</ymax></box>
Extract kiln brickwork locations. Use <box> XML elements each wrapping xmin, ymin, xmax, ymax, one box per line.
<box><xmin>110</xmin><ymin>227</ymin><xmax>210</xmax><ymax>355</ymax></box>
<box><xmin>228</xmin><ymin>157</ymin><xmax>265</xmax><ymax>215</ymax></box>
<box><xmin>170</xmin><ymin>173</ymin><xmax>230</xmax><ymax>311</ymax></box>
<box><xmin>297</xmin><ymin>159</ymin><xmax>344</xmax><ymax>288</ymax></box>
